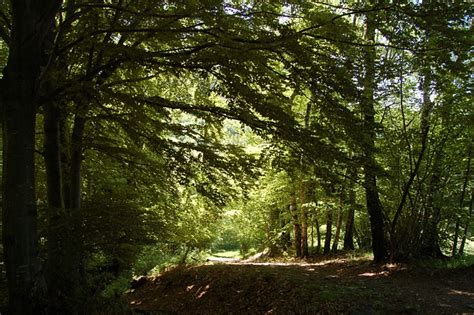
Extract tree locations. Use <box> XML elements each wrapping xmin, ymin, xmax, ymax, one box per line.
<box><xmin>0</xmin><ymin>1</ymin><xmax>61</xmax><ymax>313</ymax></box>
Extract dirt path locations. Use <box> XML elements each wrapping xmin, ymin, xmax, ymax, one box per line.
<box><xmin>125</xmin><ymin>257</ymin><xmax>474</xmax><ymax>314</ymax></box>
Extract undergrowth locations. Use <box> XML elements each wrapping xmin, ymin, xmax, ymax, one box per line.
<box><xmin>417</xmin><ymin>254</ymin><xmax>474</xmax><ymax>270</ymax></box>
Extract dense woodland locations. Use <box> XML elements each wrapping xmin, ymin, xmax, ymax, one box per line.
<box><xmin>0</xmin><ymin>0</ymin><xmax>472</xmax><ymax>314</ymax></box>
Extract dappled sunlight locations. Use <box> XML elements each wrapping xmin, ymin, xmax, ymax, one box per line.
<box><xmin>196</xmin><ymin>284</ymin><xmax>211</xmax><ymax>299</ymax></box>
<box><xmin>447</xmin><ymin>289</ymin><xmax>474</xmax><ymax>297</ymax></box>
<box><xmin>358</xmin><ymin>271</ymin><xmax>390</xmax><ymax>277</ymax></box>
<box><xmin>126</xmin><ymin>257</ymin><xmax>474</xmax><ymax>314</ymax></box>
<box><xmin>224</xmin><ymin>257</ymin><xmax>366</xmax><ymax>267</ymax></box>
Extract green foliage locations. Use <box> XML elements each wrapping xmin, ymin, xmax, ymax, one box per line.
<box><xmin>0</xmin><ymin>1</ymin><xmax>472</xmax><ymax>312</ymax></box>
<box><xmin>417</xmin><ymin>253</ymin><xmax>474</xmax><ymax>270</ymax></box>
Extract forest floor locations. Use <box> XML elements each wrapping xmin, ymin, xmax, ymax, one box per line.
<box><xmin>125</xmin><ymin>253</ymin><xmax>474</xmax><ymax>314</ymax></box>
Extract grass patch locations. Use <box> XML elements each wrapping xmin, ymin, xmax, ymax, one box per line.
<box><xmin>418</xmin><ymin>254</ymin><xmax>474</xmax><ymax>270</ymax></box>
<box><xmin>209</xmin><ymin>249</ymin><xmax>241</xmax><ymax>259</ymax></box>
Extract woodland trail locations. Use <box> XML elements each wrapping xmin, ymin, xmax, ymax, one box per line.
<box><xmin>126</xmin><ymin>257</ymin><xmax>474</xmax><ymax>314</ymax></box>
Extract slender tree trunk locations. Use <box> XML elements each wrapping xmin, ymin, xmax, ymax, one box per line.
<box><xmin>62</xmin><ymin>112</ymin><xmax>87</xmax><ymax>314</ymax></box>
<box><xmin>323</xmin><ymin>206</ymin><xmax>333</xmax><ymax>254</ymax></box>
<box><xmin>43</xmin><ymin>101</ymin><xmax>87</xmax><ymax>313</ymax></box>
<box><xmin>391</xmin><ymin>56</ymin><xmax>435</xmax><ymax>259</ymax></box>
<box><xmin>459</xmin><ymin>190</ymin><xmax>473</xmax><ymax>255</ymax></box>
<box><xmin>315</xmin><ymin>218</ymin><xmax>321</xmax><ymax>254</ymax></box>
<box><xmin>44</xmin><ymin>102</ymin><xmax>71</xmax><ymax>313</ymax></box>
<box><xmin>332</xmin><ymin>203</ymin><xmax>343</xmax><ymax>253</ymax></box>
<box><xmin>452</xmin><ymin>221</ymin><xmax>460</xmax><ymax>256</ymax></box>
<box><xmin>301</xmin><ymin>206</ymin><xmax>309</xmax><ymax>257</ymax></box>
<box><xmin>343</xmin><ymin>175</ymin><xmax>356</xmax><ymax>250</ymax></box>
<box><xmin>455</xmin><ymin>145</ymin><xmax>472</xmax><ymax>255</ymax></box>
<box><xmin>361</xmin><ymin>9</ymin><xmax>388</xmax><ymax>262</ymax></box>
<box><xmin>290</xmin><ymin>191</ymin><xmax>302</xmax><ymax>257</ymax></box>
<box><xmin>300</xmin><ymin>179</ymin><xmax>312</xmax><ymax>257</ymax></box>
<box><xmin>299</xmin><ymin>102</ymin><xmax>312</xmax><ymax>258</ymax></box>
<box><xmin>1</xmin><ymin>1</ymin><xmax>59</xmax><ymax>313</ymax></box>
<box><xmin>69</xmin><ymin>115</ymin><xmax>86</xmax><ymax>210</ymax></box>
<box><xmin>268</xmin><ymin>207</ymin><xmax>281</xmax><ymax>257</ymax></box>
<box><xmin>421</xmin><ymin>147</ymin><xmax>444</xmax><ymax>258</ymax></box>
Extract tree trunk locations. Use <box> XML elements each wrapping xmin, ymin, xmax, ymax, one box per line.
<box><xmin>290</xmin><ymin>191</ymin><xmax>302</xmax><ymax>257</ymax></box>
<box><xmin>1</xmin><ymin>1</ymin><xmax>59</xmax><ymax>312</ymax></box>
<box><xmin>459</xmin><ymin>190</ymin><xmax>473</xmax><ymax>255</ymax></box>
<box><xmin>300</xmin><ymin>179</ymin><xmax>312</xmax><ymax>258</ymax></box>
<box><xmin>332</xmin><ymin>203</ymin><xmax>343</xmax><ymax>253</ymax></box>
<box><xmin>343</xmin><ymin>175</ymin><xmax>356</xmax><ymax>250</ymax></box>
<box><xmin>456</xmin><ymin>145</ymin><xmax>472</xmax><ymax>255</ymax></box>
<box><xmin>361</xmin><ymin>8</ymin><xmax>388</xmax><ymax>262</ymax></box>
<box><xmin>420</xmin><ymin>128</ymin><xmax>445</xmax><ymax>258</ymax></box>
<box><xmin>323</xmin><ymin>206</ymin><xmax>333</xmax><ymax>254</ymax></box>
<box><xmin>315</xmin><ymin>218</ymin><xmax>322</xmax><ymax>254</ymax></box>
<box><xmin>69</xmin><ymin>114</ymin><xmax>86</xmax><ymax>210</ymax></box>
<box><xmin>2</xmin><ymin>67</ymin><xmax>41</xmax><ymax>315</ymax></box>
<box><xmin>301</xmin><ymin>208</ymin><xmax>309</xmax><ymax>257</ymax></box>
<box><xmin>268</xmin><ymin>207</ymin><xmax>281</xmax><ymax>257</ymax></box>
<box><xmin>299</xmin><ymin>102</ymin><xmax>312</xmax><ymax>258</ymax></box>
<box><xmin>44</xmin><ymin>102</ymin><xmax>74</xmax><ymax>313</ymax></box>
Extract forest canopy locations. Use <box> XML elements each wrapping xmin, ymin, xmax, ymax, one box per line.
<box><xmin>0</xmin><ymin>0</ymin><xmax>472</xmax><ymax>314</ymax></box>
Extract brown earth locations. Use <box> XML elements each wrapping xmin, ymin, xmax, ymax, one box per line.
<box><xmin>125</xmin><ymin>256</ymin><xmax>474</xmax><ymax>314</ymax></box>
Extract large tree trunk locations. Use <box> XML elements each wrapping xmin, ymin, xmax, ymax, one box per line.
<box><xmin>1</xmin><ymin>1</ymin><xmax>60</xmax><ymax>313</ymax></box>
<box><xmin>2</xmin><ymin>66</ymin><xmax>41</xmax><ymax>315</ymax></box>
<box><xmin>361</xmin><ymin>9</ymin><xmax>388</xmax><ymax>262</ymax></box>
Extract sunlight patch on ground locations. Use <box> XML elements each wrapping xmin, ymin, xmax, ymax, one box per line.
<box><xmin>358</xmin><ymin>271</ymin><xmax>390</xmax><ymax>277</ymax></box>
<box><xmin>447</xmin><ymin>289</ymin><xmax>474</xmax><ymax>297</ymax></box>
<box><xmin>196</xmin><ymin>284</ymin><xmax>210</xmax><ymax>299</ymax></box>
<box><xmin>208</xmin><ymin>250</ymin><xmax>241</xmax><ymax>259</ymax></box>
<box><xmin>230</xmin><ymin>257</ymin><xmax>365</xmax><ymax>267</ymax></box>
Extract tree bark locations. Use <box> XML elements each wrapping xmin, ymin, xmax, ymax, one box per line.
<box><xmin>332</xmin><ymin>202</ymin><xmax>344</xmax><ymax>253</ymax></box>
<box><xmin>301</xmin><ymin>207</ymin><xmax>309</xmax><ymax>257</ymax></box>
<box><xmin>456</xmin><ymin>145</ymin><xmax>472</xmax><ymax>255</ymax></box>
<box><xmin>361</xmin><ymin>9</ymin><xmax>388</xmax><ymax>262</ymax></box>
<box><xmin>268</xmin><ymin>207</ymin><xmax>281</xmax><ymax>257</ymax></box>
<box><xmin>300</xmin><ymin>179</ymin><xmax>311</xmax><ymax>258</ymax></box>
<box><xmin>421</xmin><ymin>147</ymin><xmax>444</xmax><ymax>258</ymax></box>
<box><xmin>343</xmin><ymin>174</ymin><xmax>356</xmax><ymax>250</ymax></box>
<box><xmin>459</xmin><ymin>190</ymin><xmax>473</xmax><ymax>255</ymax></box>
<box><xmin>1</xmin><ymin>1</ymin><xmax>60</xmax><ymax>313</ymax></box>
<box><xmin>299</xmin><ymin>102</ymin><xmax>312</xmax><ymax>258</ymax></box>
<box><xmin>69</xmin><ymin>114</ymin><xmax>86</xmax><ymax>210</ymax></box>
<box><xmin>44</xmin><ymin>102</ymin><xmax>71</xmax><ymax>313</ymax></box>
<box><xmin>43</xmin><ymin>105</ymin><xmax>88</xmax><ymax>313</ymax></box>
<box><xmin>315</xmin><ymin>218</ymin><xmax>322</xmax><ymax>254</ymax></box>
<box><xmin>323</xmin><ymin>206</ymin><xmax>333</xmax><ymax>254</ymax></box>
<box><xmin>290</xmin><ymin>191</ymin><xmax>302</xmax><ymax>257</ymax></box>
